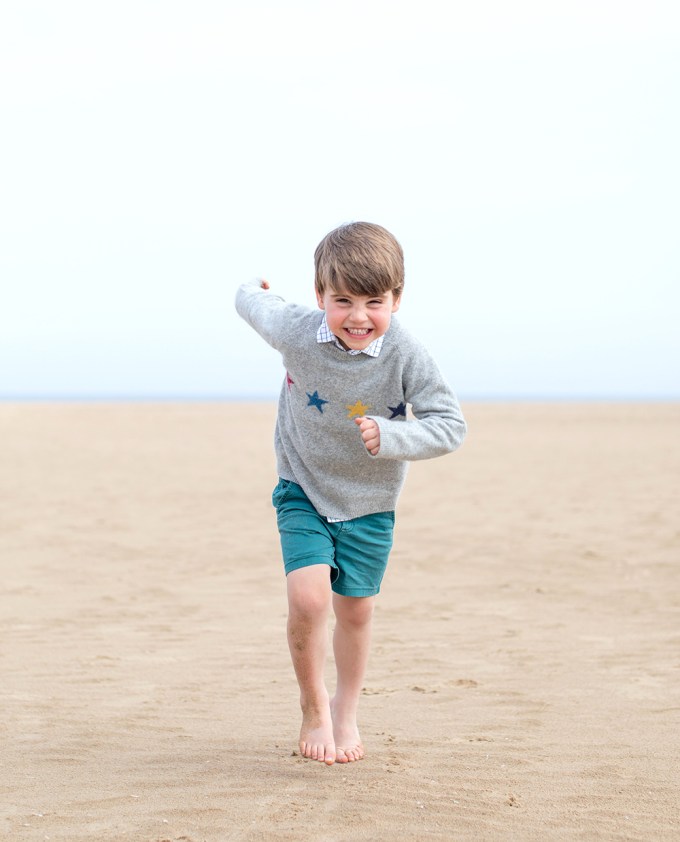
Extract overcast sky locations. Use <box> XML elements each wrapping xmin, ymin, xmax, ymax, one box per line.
<box><xmin>1</xmin><ymin>0</ymin><xmax>678</xmax><ymax>400</ymax></box>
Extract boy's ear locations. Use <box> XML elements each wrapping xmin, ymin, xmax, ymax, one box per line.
<box><xmin>391</xmin><ymin>294</ymin><xmax>401</xmax><ymax>313</ymax></box>
<box><xmin>315</xmin><ymin>288</ymin><xmax>325</xmax><ymax>310</ymax></box>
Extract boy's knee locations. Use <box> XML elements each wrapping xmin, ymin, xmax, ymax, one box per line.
<box><xmin>287</xmin><ymin>566</ymin><xmax>332</xmax><ymax>619</ymax></box>
<box><xmin>290</xmin><ymin>590</ymin><xmax>330</xmax><ymax>621</ymax></box>
<box><xmin>335</xmin><ymin>595</ymin><xmax>375</xmax><ymax>628</ymax></box>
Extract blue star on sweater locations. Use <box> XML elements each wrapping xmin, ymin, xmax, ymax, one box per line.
<box><xmin>307</xmin><ymin>390</ymin><xmax>329</xmax><ymax>413</ymax></box>
<box><xmin>388</xmin><ymin>401</ymin><xmax>407</xmax><ymax>419</ymax></box>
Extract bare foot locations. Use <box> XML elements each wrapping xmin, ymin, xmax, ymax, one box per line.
<box><xmin>331</xmin><ymin>703</ymin><xmax>365</xmax><ymax>763</ymax></box>
<box><xmin>299</xmin><ymin>704</ymin><xmax>336</xmax><ymax>765</ymax></box>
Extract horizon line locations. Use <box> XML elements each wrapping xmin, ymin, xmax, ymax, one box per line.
<box><xmin>1</xmin><ymin>393</ymin><xmax>679</xmax><ymax>403</ymax></box>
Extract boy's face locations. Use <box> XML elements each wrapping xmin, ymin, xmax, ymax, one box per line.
<box><xmin>315</xmin><ymin>285</ymin><xmax>401</xmax><ymax>351</ymax></box>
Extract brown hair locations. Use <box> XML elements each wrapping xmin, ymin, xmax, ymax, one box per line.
<box><xmin>314</xmin><ymin>222</ymin><xmax>404</xmax><ymax>299</ymax></box>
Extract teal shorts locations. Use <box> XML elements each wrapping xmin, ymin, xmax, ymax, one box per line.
<box><xmin>271</xmin><ymin>478</ymin><xmax>395</xmax><ymax>597</ymax></box>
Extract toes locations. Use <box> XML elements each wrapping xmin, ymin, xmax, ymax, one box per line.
<box><xmin>338</xmin><ymin>745</ymin><xmax>364</xmax><ymax>762</ymax></box>
<box><xmin>319</xmin><ymin>744</ymin><xmax>335</xmax><ymax>764</ymax></box>
<box><xmin>301</xmin><ymin>741</ymin><xmax>336</xmax><ymax>764</ymax></box>
<box><xmin>314</xmin><ymin>743</ymin><xmax>334</xmax><ymax>764</ymax></box>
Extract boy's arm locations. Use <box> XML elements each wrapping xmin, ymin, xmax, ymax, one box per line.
<box><xmin>234</xmin><ymin>278</ymin><xmax>289</xmax><ymax>350</ymax></box>
<box><xmin>363</xmin><ymin>346</ymin><xmax>466</xmax><ymax>461</ymax></box>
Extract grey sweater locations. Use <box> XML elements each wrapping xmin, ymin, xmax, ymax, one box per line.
<box><xmin>235</xmin><ymin>281</ymin><xmax>466</xmax><ymax>519</ymax></box>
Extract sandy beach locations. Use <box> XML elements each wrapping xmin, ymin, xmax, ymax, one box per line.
<box><xmin>1</xmin><ymin>401</ymin><xmax>679</xmax><ymax>841</ymax></box>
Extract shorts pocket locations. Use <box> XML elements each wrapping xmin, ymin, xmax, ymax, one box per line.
<box><xmin>272</xmin><ymin>478</ymin><xmax>295</xmax><ymax>509</ymax></box>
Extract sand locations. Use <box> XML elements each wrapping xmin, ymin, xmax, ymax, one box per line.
<box><xmin>1</xmin><ymin>401</ymin><xmax>679</xmax><ymax>841</ymax></box>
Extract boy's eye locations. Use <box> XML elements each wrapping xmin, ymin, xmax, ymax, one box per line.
<box><xmin>332</xmin><ymin>297</ymin><xmax>384</xmax><ymax>306</ymax></box>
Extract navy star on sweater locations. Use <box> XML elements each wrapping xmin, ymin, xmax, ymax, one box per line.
<box><xmin>307</xmin><ymin>390</ymin><xmax>329</xmax><ymax>413</ymax></box>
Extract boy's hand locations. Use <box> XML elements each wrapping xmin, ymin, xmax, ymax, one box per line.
<box><xmin>259</xmin><ymin>278</ymin><xmax>270</xmax><ymax>290</ymax></box>
<box><xmin>354</xmin><ymin>416</ymin><xmax>380</xmax><ymax>456</ymax></box>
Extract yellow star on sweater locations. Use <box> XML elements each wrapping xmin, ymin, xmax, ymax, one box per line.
<box><xmin>346</xmin><ymin>399</ymin><xmax>370</xmax><ymax>419</ymax></box>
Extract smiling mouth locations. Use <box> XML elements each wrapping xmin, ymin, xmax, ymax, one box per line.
<box><xmin>345</xmin><ymin>328</ymin><xmax>372</xmax><ymax>336</ymax></box>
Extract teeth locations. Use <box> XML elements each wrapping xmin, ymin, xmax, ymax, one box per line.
<box><xmin>347</xmin><ymin>329</ymin><xmax>370</xmax><ymax>335</ymax></box>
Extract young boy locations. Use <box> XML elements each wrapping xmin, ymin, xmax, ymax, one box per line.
<box><xmin>235</xmin><ymin>221</ymin><xmax>466</xmax><ymax>766</ymax></box>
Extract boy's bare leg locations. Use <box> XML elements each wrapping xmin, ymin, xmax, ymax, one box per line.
<box><xmin>331</xmin><ymin>593</ymin><xmax>375</xmax><ymax>763</ymax></box>
<box><xmin>286</xmin><ymin>565</ymin><xmax>336</xmax><ymax>765</ymax></box>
